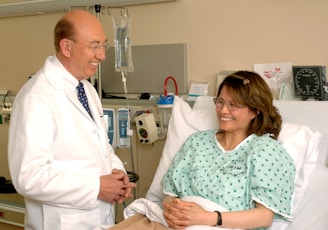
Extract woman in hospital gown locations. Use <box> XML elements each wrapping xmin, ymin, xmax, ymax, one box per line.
<box><xmin>162</xmin><ymin>71</ymin><xmax>296</xmax><ymax>230</ymax></box>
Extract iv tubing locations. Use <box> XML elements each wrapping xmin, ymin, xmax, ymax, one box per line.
<box><xmin>121</xmin><ymin>70</ymin><xmax>131</xmax><ymax>127</ymax></box>
<box><xmin>121</xmin><ymin>71</ymin><xmax>128</xmax><ymax>97</ymax></box>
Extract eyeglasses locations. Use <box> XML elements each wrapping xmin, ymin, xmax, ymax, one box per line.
<box><xmin>213</xmin><ymin>97</ymin><xmax>244</xmax><ymax>111</ymax></box>
<box><xmin>69</xmin><ymin>39</ymin><xmax>109</xmax><ymax>52</ymax></box>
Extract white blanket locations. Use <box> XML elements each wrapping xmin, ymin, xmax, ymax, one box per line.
<box><xmin>123</xmin><ymin>196</ymin><xmax>243</xmax><ymax>230</ymax></box>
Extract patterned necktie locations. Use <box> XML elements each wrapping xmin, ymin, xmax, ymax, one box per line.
<box><xmin>76</xmin><ymin>81</ymin><xmax>93</xmax><ymax>119</ymax></box>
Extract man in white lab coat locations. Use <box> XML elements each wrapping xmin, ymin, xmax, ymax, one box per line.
<box><xmin>8</xmin><ymin>10</ymin><xmax>136</xmax><ymax>230</ymax></box>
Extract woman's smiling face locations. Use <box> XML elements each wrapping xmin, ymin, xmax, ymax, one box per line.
<box><xmin>216</xmin><ymin>86</ymin><xmax>256</xmax><ymax>136</ymax></box>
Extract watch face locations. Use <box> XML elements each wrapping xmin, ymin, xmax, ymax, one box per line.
<box><xmin>293</xmin><ymin>67</ymin><xmax>323</xmax><ymax>98</ymax></box>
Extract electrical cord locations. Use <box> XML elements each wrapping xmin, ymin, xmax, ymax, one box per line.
<box><xmin>1</xmin><ymin>91</ymin><xmax>8</xmax><ymax>109</ymax></box>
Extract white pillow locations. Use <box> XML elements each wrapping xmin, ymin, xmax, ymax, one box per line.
<box><xmin>145</xmin><ymin>96</ymin><xmax>321</xmax><ymax>215</ymax></box>
<box><xmin>278</xmin><ymin>123</ymin><xmax>321</xmax><ymax>212</ymax></box>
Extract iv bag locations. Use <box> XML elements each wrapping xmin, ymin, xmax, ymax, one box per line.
<box><xmin>112</xmin><ymin>11</ymin><xmax>134</xmax><ymax>73</ymax></box>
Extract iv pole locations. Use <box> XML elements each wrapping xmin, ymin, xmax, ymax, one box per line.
<box><xmin>95</xmin><ymin>4</ymin><xmax>102</xmax><ymax>99</ymax></box>
<box><xmin>69</xmin><ymin>4</ymin><xmax>130</xmax><ymax>99</ymax></box>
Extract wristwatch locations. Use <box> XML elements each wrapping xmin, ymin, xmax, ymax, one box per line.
<box><xmin>214</xmin><ymin>211</ymin><xmax>222</xmax><ymax>226</ymax></box>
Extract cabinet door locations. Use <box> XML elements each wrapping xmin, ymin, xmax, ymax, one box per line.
<box><xmin>136</xmin><ymin>139</ymin><xmax>165</xmax><ymax>198</ymax></box>
<box><xmin>0</xmin><ymin>223</ymin><xmax>24</xmax><ymax>230</ymax></box>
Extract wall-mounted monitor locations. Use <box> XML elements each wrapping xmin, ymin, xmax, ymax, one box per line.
<box><xmin>101</xmin><ymin>43</ymin><xmax>187</xmax><ymax>95</ymax></box>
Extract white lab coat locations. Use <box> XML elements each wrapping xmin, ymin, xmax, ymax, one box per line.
<box><xmin>8</xmin><ymin>56</ymin><xmax>125</xmax><ymax>230</ymax></box>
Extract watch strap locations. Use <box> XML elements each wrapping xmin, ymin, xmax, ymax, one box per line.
<box><xmin>214</xmin><ymin>211</ymin><xmax>222</xmax><ymax>226</ymax></box>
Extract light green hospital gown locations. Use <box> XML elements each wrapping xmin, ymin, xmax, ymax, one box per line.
<box><xmin>162</xmin><ymin>130</ymin><xmax>296</xmax><ymax>225</ymax></box>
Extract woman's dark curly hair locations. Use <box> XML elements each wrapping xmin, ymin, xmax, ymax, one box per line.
<box><xmin>216</xmin><ymin>71</ymin><xmax>282</xmax><ymax>139</ymax></box>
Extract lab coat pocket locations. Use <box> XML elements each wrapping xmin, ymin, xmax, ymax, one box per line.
<box><xmin>60</xmin><ymin>209</ymin><xmax>100</xmax><ymax>230</ymax></box>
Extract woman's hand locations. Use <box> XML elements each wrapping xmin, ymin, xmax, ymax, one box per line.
<box><xmin>163</xmin><ymin>196</ymin><xmax>191</xmax><ymax>229</ymax></box>
<box><xmin>163</xmin><ymin>197</ymin><xmax>275</xmax><ymax>229</ymax></box>
<box><xmin>163</xmin><ymin>196</ymin><xmax>215</xmax><ymax>229</ymax></box>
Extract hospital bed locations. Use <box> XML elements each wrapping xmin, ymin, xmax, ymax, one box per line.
<box><xmin>119</xmin><ymin>96</ymin><xmax>328</xmax><ymax>230</ymax></box>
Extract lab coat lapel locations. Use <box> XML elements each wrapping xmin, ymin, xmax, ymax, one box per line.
<box><xmin>84</xmin><ymin>84</ymin><xmax>104</xmax><ymax>128</ymax></box>
<box><xmin>44</xmin><ymin>56</ymin><xmax>94</xmax><ymax>121</ymax></box>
